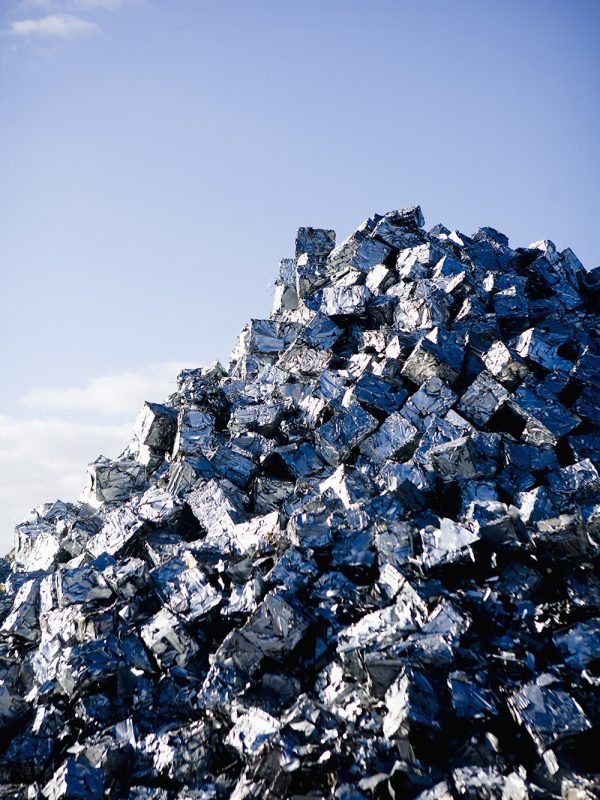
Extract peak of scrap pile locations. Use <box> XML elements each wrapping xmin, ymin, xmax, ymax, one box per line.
<box><xmin>1</xmin><ymin>206</ymin><xmax>599</xmax><ymax>799</ymax></box>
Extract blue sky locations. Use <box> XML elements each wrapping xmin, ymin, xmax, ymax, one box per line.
<box><xmin>1</xmin><ymin>0</ymin><xmax>599</xmax><ymax>552</ymax></box>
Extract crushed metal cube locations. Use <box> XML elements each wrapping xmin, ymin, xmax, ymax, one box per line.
<box><xmin>0</xmin><ymin>205</ymin><xmax>598</xmax><ymax>797</ymax></box>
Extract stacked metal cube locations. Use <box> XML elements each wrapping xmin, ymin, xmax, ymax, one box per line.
<box><xmin>1</xmin><ymin>207</ymin><xmax>599</xmax><ymax>799</ymax></box>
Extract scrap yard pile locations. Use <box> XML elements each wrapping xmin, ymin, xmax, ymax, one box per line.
<box><xmin>1</xmin><ymin>206</ymin><xmax>600</xmax><ymax>799</ymax></box>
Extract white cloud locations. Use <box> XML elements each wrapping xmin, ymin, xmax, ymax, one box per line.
<box><xmin>72</xmin><ymin>0</ymin><xmax>123</xmax><ymax>8</ymax></box>
<box><xmin>0</xmin><ymin>361</ymin><xmax>195</xmax><ymax>555</ymax></box>
<box><xmin>21</xmin><ymin>361</ymin><xmax>191</xmax><ymax>416</ymax></box>
<box><xmin>20</xmin><ymin>1</ymin><xmax>133</xmax><ymax>11</ymax></box>
<box><xmin>0</xmin><ymin>414</ymin><xmax>131</xmax><ymax>555</ymax></box>
<box><xmin>8</xmin><ymin>12</ymin><xmax>100</xmax><ymax>38</ymax></box>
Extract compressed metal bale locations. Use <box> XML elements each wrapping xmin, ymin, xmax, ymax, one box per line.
<box><xmin>0</xmin><ymin>205</ymin><xmax>598</xmax><ymax>798</ymax></box>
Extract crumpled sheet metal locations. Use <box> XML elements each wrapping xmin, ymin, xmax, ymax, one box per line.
<box><xmin>188</xmin><ymin>478</ymin><xmax>248</xmax><ymax>533</ymax></box>
<box><xmin>42</xmin><ymin>757</ymin><xmax>104</xmax><ymax>800</ymax></box>
<box><xmin>0</xmin><ymin>578</ymin><xmax>41</xmax><ymax>642</ymax></box>
<box><xmin>510</xmin><ymin>384</ymin><xmax>580</xmax><ymax>444</ymax></box>
<box><xmin>420</xmin><ymin>517</ymin><xmax>480</xmax><ymax>569</ymax></box>
<box><xmin>508</xmin><ymin>677</ymin><xmax>592</xmax><ymax>753</ymax></box>
<box><xmin>338</xmin><ymin>579</ymin><xmax>427</xmax><ymax>655</ymax></box>
<box><xmin>150</xmin><ymin>556</ymin><xmax>220</xmax><ymax>621</ymax></box>
<box><xmin>133</xmin><ymin>401</ymin><xmax>178</xmax><ymax>451</ymax></box>
<box><xmin>383</xmin><ymin>667</ymin><xmax>440</xmax><ymax>738</ymax></box>
<box><xmin>226</xmin><ymin>707</ymin><xmax>280</xmax><ymax>756</ymax></box>
<box><xmin>172</xmin><ymin>409</ymin><xmax>214</xmax><ymax>457</ymax></box>
<box><xmin>0</xmin><ymin>681</ymin><xmax>29</xmax><ymax>729</ymax></box>
<box><xmin>13</xmin><ymin>520</ymin><xmax>60</xmax><ymax>573</ymax></box>
<box><xmin>359</xmin><ymin>411</ymin><xmax>419</xmax><ymax>463</ymax></box>
<box><xmin>321</xmin><ymin>285</ymin><xmax>373</xmax><ymax>317</ymax></box>
<box><xmin>228</xmin><ymin>402</ymin><xmax>285</xmax><ymax>437</ymax></box>
<box><xmin>133</xmin><ymin>485</ymin><xmax>182</xmax><ymax>525</ymax></box>
<box><xmin>83</xmin><ymin>456</ymin><xmax>146</xmax><ymax>504</ymax></box>
<box><xmin>401</xmin><ymin>336</ymin><xmax>461</xmax><ymax>386</ymax></box>
<box><xmin>238</xmin><ymin>590</ymin><xmax>312</xmax><ymax>659</ymax></box>
<box><xmin>482</xmin><ymin>340</ymin><xmax>529</xmax><ymax>387</ymax></box>
<box><xmin>314</xmin><ymin>404</ymin><xmax>379</xmax><ymax>466</ymax></box>
<box><xmin>56</xmin><ymin>565</ymin><xmax>112</xmax><ymax>607</ymax></box>
<box><xmin>448</xmin><ymin>671</ymin><xmax>498</xmax><ymax>722</ymax></box>
<box><xmin>295</xmin><ymin>226</ymin><xmax>336</xmax><ymax>258</ymax></box>
<box><xmin>140</xmin><ymin>607</ymin><xmax>199</xmax><ymax>669</ymax></box>
<box><xmin>403</xmin><ymin>375</ymin><xmax>456</xmax><ymax>421</ymax></box>
<box><xmin>456</xmin><ymin>370</ymin><xmax>509</xmax><ymax>426</ymax></box>
<box><xmin>0</xmin><ymin>205</ymin><xmax>599</xmax><ymax>797</ymax></box>
<box><xmin>86</xmin><ymin>506</ymin><xmax>144</xmax><ymax>557</ymax></box>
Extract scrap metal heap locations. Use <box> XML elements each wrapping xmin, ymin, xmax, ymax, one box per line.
<box><xmin>1</xmin><ymin>207</ymin><xmax>600</xmax><ymax>799</ymax></box>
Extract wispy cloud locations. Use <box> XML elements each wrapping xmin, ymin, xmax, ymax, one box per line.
<box><xmin>5</xmin><ymin>0</ymin><xmax>145</xmax><ymax>43</ymax></box>
<box><xmin>7</xmin><ymin>12</ymin><xmax>100</xmax><ymax>38</ymax></box>
<box><xmin>21</xmin><ymin>361</ymin><xmax>190</xmax><ymax>416</ymax></box>
<box><xmin>71</xmin><ymin>0</ymin><xmax>125</xmax><ymax>8</ymax></box>
<box><xmin>20</xmin><ymin>0</ymin><xmax>132</xmax><ymax>11</ymax></box>
<box><xmin>0</xmin><ymin>414</ymin><xmax>131</xmax><ymax>554</ymax></box>
<box><xmin>0</xmin><ymin>360</ymin><xmax>192</xmax><ymax>554</ymax></box>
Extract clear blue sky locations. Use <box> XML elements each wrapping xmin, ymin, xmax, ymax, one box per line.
<box><xmin>1</xmin><ymin>0</ymin><xmax>599</xmax><ymax>552</ymax></box>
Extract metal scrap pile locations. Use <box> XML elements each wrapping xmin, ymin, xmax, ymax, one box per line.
<box><xmin>1</xmin><ymin>207</ymin><xmax>599</xmax><ymax>799</ymax></box>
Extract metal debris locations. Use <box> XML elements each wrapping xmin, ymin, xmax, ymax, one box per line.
<box><xmin>0</xmin><ymin>205</ymin><xmax>598</xmax><ymax>797</ymax></box>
